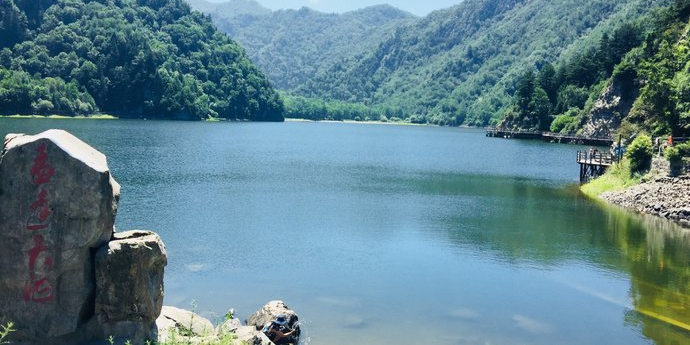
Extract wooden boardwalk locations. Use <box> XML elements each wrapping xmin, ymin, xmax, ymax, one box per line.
<box><xmin>577</xmin><ymin>150</ymin><xmax>616</xmax><ymax>183</ymax></box>
<box><xmin>486</xmin><ymin>128</ymin><xmax>613</xmax><ymax>146</ymax></box>
<box><xmin>485</xmin><ymin>128</ymin><xmax>542</xmax><ymax>140</ymax></box>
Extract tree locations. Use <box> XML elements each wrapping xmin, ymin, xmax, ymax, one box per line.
<box><xmin>0</xmin><ymin>0</ymin><xmax>28</xmax><ymax>49</ymax></box>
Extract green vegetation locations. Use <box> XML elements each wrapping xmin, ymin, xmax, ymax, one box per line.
<box><xmin>626</xmin><ymin>134</ymin><xmax>654</xmax><ymax>173</ymax></box>
<box><xmin>283</xmin><ymin>94</ymin><xmax>404</xmax><ymax>122</ymax></box>
<box><xmin>1</xmin><ymin>114</ymin><xmax>117</xmax><ymax>119</ymax></box>
<box><xmin>190</xmin><ymin>2</ymin><xmax>415</xmax><ymax>92</ymax></box>
<box><xmin>0</xmin><ymin>322</ymin><xmax>15</xmax><ymax>344</ymax></box>
<box><xmin>290</xmin><ymin>0</ymin><xmax>671</xmax><ymax>126</ymax></box>
<box><xmin>0</xmin><ymin>0</ymin><xmax>284</xmax><ymax>121</ymax></box>
<box><xmin>508</xmin><ymin>0</ymin><xmax>690</xmax><ymax>141</ymax></box>
<box><xmin>191</xmin><ymin>0</ymin><xmax>683</xmax><ymax>128</ymax></box>
<box><xmin>620</xmin><ymin>0</ymin><xmax>690</xmax><ymax>137</ymax></box>
<box><xmin>502</xmin><ymin>21</ymin><xmax>649</xmax><ymax>133</ymax></box>
<box><xmin>580</xmin><ymin>159</ymin><xmax>642</xmax><ymax>197</ymax></box>
<box><xmin>186</xmin><ymin>0</ymin><xmax>270</xmax><ymax>18</ymax></box>
<box><xmin>665</xmin><ymin>141</ymin><xmax>690</xmax><ymax>173</ymax></box>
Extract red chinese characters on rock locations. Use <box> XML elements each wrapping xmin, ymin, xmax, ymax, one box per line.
<box><xmin>23</xmin><ymin>143</ymin><xmax>55</xmax><ymax>303</ymax></box>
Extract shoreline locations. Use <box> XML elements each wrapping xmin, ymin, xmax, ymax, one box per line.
<box><xmin>598</xmin><ymin>175</ymin><xmax>690</xmax><ymax>228</ymax></box>
<box><xmin>284</xmin><ymin>117</ymin><xmax>482</xmax><ymax>129</ymax></box>
<box><xmin>285</xmin><ymin>117</ymin><xmax>426</xmax><ymax>126</ymax></box>
<box><xmin>0</xmin><ymin>114</ymin><xmax>118</xmax><ymax>120</ymax></box>
<box><xmin>583</xmin><ymin>156</ymin><xmax>690</xmax><ymax>229</ymax></box>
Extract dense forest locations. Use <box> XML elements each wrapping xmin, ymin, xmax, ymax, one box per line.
<box><xmin>204</xmin><ymin>0</ymin><xmax>673</xmax><ymax>127</ymax></box>
<box><xmin>504</xmin><ymin>0</ymin><xmax>690</xmax><ymax>139</ymax></box>
<box><xmin>299</xmin><ymin>0</ymin><xmax>672</xmax><ymax>126</ymax></box>
<box><xmin>189</xmin><ymin>1</ymin><xmax>415</xmax><ymax>91</ymax></box>
<box><xmin>0</xmin><ymin>0</ymin><xmax>284</xmax><ymax>121</ymax></box>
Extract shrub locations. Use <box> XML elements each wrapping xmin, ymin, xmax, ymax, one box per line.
<box><xmin>626</xmin><ymin>133</ymin><xmax>653</xmax><ymax>174</ymax></box>
<box><xmin>666</xmin><ymin>142</ymin><xmax>690</xmax><ymax>175</ymax></box>
<box><xmin>550</xmin><ymin>108</ymin><xmax>579</xmax><ymax>132</ymax></box>
<box><xmin>665</xmin><ymin>145</ymin><xmax>681</xmax><ymax>165</ymax></box>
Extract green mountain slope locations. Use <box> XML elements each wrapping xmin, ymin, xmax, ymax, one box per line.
<box><xmin>0</xmin><ymin>0</ymin><xmax>284</xmax><ymax>121</ymax></box>
<box><xmin>186</xmin><ymin>0</ymin><xmax>270</xmax><ymax>17</ymax></box>
<box><xmin>500</xmin><ymin>0</ymin><xmax>689</xmax><ymax>139</ymax></box>
<box><xmin>294</xmin><ymin>0</ymin><xmax>671</xmax><ymax>126</ymax></box>
<box><xmin>599</xmin><ymin>0</ymin><xmax>690</xmax><ymax>138</ymax></box>
<box><xmin>190</xmin><ymin>1</ymin><xmax>416</xmax><ymax>91</ymax></box>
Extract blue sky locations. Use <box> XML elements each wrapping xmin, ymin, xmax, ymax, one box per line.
<box><xmin>206</xmin><ymin>0</ymin><xmax>463</xmax><ymax>16</ymax></box>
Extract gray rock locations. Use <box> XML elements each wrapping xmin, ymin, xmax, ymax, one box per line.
<box><xmin>582</xmin><ymin>77</ymin><xmax>637</xmax><ymax>138</ymax></box>
<box><xmin>95</xmin><ymin>230</ymin><xmax>167</xmax><ymax>344</ymax></box>
<box><xmin>0</xmin><ymin>130</ymin><xmax>120</xmax><ymax>341</ymax></box>
<box><xmin>233</xmin><ymin>325</ymin><xmax>262</xmax><ymax>343</ymax></box>
<box><xmin>218</xmin><ymin>317</ymin><xmax>242</xmax><ymax>334</ymax></box>
<box><xmin>246</xmin><ymin>300</ymin><xmax>298</xmax><ymax>331</ymax></box>
<box><xmin>156</xmin><ymin>306</ymin><xmax>216</xmax><ymax>343</ymax></box>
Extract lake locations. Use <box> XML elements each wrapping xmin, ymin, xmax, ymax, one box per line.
<box><xmin>2</xmin><ymin>118</ymin><xmax>690</xmax><ymax>344</ymax></box>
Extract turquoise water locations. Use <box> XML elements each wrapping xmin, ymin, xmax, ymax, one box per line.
<box><xmin>2</xmin><ymin>118</ymin><xmax>690</xmax><ymax>344</ymax></box>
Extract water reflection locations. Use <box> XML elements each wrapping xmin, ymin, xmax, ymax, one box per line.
<box><xmin>3</xmin><ymin>119</ymin><xmax>690</xmax><ymax>344</ymax></box>
<box><xmin>406</xmin><ymin>172</ymin><xmax>690</xmax><ymax>343</ymax></box>
<box><xmin>605</xmin><ymin>209</ymin><xmax>690</xmax><ymax>343</ymax></box>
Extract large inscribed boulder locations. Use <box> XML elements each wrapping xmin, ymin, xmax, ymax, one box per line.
<box><xmin>0</xmin><ymin>130</ymin><xmax>120</xmax><ymax>341</ymax></box>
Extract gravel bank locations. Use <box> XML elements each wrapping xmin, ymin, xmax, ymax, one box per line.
<box><xmin>600</xmin><ymin>175</ymin><xmax>690</xmax><ymax>228</ymax></box>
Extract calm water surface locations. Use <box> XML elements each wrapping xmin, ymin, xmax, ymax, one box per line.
<box><xmin>2</xmin><ymin>118</ymin><xmax>690</xmax><ymax>344</ymax></box>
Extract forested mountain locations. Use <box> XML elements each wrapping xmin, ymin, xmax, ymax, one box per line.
<box><xmin>290</xmin><ymin>0</ymin><xmax>671</xmax><ymax>126</ymax></box>
<box><xmin>502</xmin><ymin>0</ymin><xmax>690</xmax><ymax>139</ymax></box>
<box><xmin>188</xmin><ymin>1</ymin><xmax>416</xmax><ymax>91</ymax></box>
<box><xmin>591</xmin><ymin>0</ymin><xmax>690</xmax><ymax>138</ymax></box>
<box><xmin>0</xmin><ymin>0</ymin><xmax>284</xmax><ymax>121</ymax></box>
<box><xmin>186</xmin><ymin>0</ymin><xmax>270</xmax><ymax>18</ymax></box>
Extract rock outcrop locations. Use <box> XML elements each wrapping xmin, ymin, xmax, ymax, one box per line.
<box><xmin>582</xmin><ymin>74</ymin><xmax>639</xmax><ymax>138</ymax></box>
<box><xmin>0</xmin><ymin>130</ymin><xmax>166</xmax><ymax>344</ymax></box>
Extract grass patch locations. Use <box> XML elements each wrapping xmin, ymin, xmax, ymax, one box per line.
<box><xmin>580</xmin><ymin>159</ymin><xmax>642</xmax><ymax>198</ymax></box>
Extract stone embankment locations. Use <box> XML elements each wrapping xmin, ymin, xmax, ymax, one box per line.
<box><xmin>600</xmin><ymin>175</ymin><xmax>690</xmax><ymax>228</ymax></box>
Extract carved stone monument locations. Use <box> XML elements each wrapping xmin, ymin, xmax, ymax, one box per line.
<box><xmin>0</xmin><ymin>129</ymin><xmax>166</xmax><ymax>344</ymax></box>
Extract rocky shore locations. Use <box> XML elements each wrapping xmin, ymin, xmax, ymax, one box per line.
<box><xmin>600</xmin><ymin>175</ymin><xmax>690</xmax><ymax>228</ymax></box>
<box><xmin>0</xmin><ymin>130</ymin><xmax>299</xmax><ymax>345</ymax></box>
<box><xmin>157</xmin><ymin>300</ymin><xmax>300</xmax><ymax>345</ymax></box>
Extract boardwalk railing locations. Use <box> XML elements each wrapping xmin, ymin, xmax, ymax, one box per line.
<box><xmin>486</xmin><ymin>128</ymin><xmax>613</xmax><ymax>146</ymax></box>
<box><xmin>576</xmin><ymin>150</ymin><xmax>615</xmax><ymax>166</ymax></box>
<box><xmin>577</xmin><ymin>150</ymin><xmax>616</xmax><ymax>183</ymax></box>
<box><xmin>543</xmin><ymin>132</ymin><xmax>614</xmax><ymax>145</ymax></box>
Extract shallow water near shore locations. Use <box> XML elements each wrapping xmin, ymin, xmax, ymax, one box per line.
<box><xmin>2</xmin><ymin>118</ymin><xmax>690</xmax><ymax>344</ymax></box>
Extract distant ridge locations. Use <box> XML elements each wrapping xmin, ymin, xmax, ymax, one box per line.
<box><xmin>186</xmin><ymin>0</ymin><xmax>271</xmax><ymax>17</ymax></box>
<box><xmin>189</xmin><ymin>0</ymin><xmax>416</xmax><ymax>90</ymax></box>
